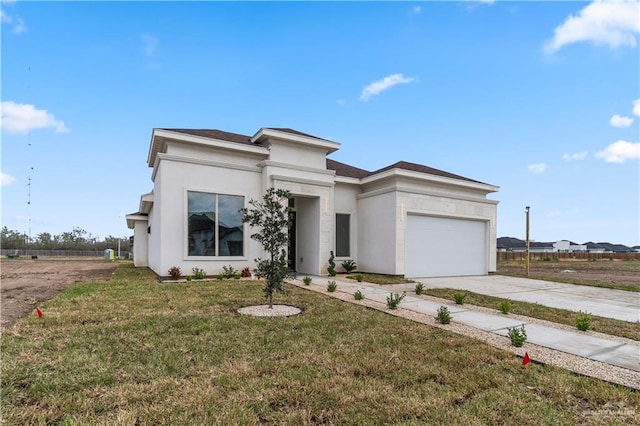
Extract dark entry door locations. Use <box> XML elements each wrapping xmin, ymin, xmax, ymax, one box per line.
<box><xmin>288</xmin><ymin>211</ymin><xmax>296</xmax><ymax>271</ymax></box>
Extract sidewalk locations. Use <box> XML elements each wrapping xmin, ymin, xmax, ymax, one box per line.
<box><xmin>293</xmin><ymin>275</ymin><xmax>640</xmax><ymax>381</ymax></box>
<box><xmin>411</xmin><ymin>275</ymin><xmax>639</xmax><ymax>323</ymax></box>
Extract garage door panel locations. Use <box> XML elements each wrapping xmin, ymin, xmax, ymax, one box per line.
<box><xmin>406</xmin><ymin>215</ymin><xmax>486</xmax><ymax>277</ymax></box>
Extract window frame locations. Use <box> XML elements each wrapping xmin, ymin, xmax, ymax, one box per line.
<box><xmin>335</xmin><ymin>212</ymin><xmax>351</xmax><ymax>258</ymax></box>
<box><xmin>185</xmin><ymin>189</ymin><xmax>246</xmax><ymax>260</ymax></box>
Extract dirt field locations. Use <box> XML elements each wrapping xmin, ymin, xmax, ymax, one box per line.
<box><xmin>497</xmin><ymin>259</ymin><xmax>640</xmax><ymax>288</ymax></box>
<box><xmin>1</xmin><ymin>259</ymin><xmax>119</xmax><ymax>330</ymax></box>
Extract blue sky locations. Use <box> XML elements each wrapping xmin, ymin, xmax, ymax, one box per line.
<box><xmin>2</xmin><ymin>1</ymin><xmax>639</xmax><ymax>246</ymax></box>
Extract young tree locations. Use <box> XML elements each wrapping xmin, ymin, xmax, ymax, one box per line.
<box><xmin>241</xmin><ymin>188</ymin><xmax>291</xmax><ymax>308</ymax></box>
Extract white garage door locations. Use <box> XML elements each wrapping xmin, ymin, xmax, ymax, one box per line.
<box><xmin>406</xmin><ymin>215</ymin><xmax>487</xmax><ymax>277</ymax></box>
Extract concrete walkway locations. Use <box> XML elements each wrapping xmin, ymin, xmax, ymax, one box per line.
<box><xmin>302</xmin><ymin>276</ymin><xmax>640</xmax><ymax>373</ymax></box>
<box><xmin>410</xmin><ymin>275</ymin><xmax>640</xmax><ymax>323</ymax></box>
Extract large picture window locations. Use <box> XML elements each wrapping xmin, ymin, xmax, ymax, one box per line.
<box><xmin>188</xmin><ymin>192</ymin><xmax>244</xmax><ymax>257</ymax></box>
<box><xmin>336</xmin><ymin>213</ymin><xmax>350</xmax><ymax>257</ymax></box>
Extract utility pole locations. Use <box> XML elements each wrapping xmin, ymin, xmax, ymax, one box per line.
<box><xmin>525</xmin><ymin>206</ymin><xmax>530</xmax><ymax>277</ymax></box>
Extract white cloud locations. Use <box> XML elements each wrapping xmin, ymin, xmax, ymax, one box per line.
<box><xmin>609</xmin><ymin>114</ymin><xmax>634</xmax><ymax>127</ymax></box>
<box><xmin>527</xmin><ymin>163</ymin><xmax>547</xmax><ymax>174</ymax></box>
<box><xmin>13</xmin><ymin>17</ymin><xmax>24</xmax><ymax>34</ymax></box>
<box><xmin>633</xmin><ymin>99</ymin><xmax>640</xmax><ymax>116</ymax></box>
<box><xmin>1</xmin><ymin>7</ymin><xmax>26</xmax><ymax>34</ymax></box>
<box><xmin>1</xmin><ymin>172</ymin><xmax>16</xmax><ymax>186</ymax></box>
<box><xmin>1</xmin><ymin>101</ymin><xmax>69</xmax><ymax>134</ymax></box>
<box><xmin>412</xmin><ymin>6</ymin><xmax>422</xmax><ymax>15</ymax></box>
<box><xmin>337</xmin><ymin>99</ymin><xmax>347</xmax><ymax>106</ymax></box>
<box><xmin>563</xmin><ymin>151</ymin><xmax>588</xmax><ymax>161</ymax></box>
<box><xmin>360</xmin><ymin>73</ymin><xmax>415</xmax><ymax>102</ymax></box>
<box><xmin>544</xmin><ymin>0</ymin><xmax>640</xmax><ymax>54</ymax></box>
<box><xmin>140</xmin><ymin>33</ymin><xmax>158</xmax><ymax>56</ymax></box>
<box><xmin>595</xmin><ymin>140</ymin><xmax>640</xmax><ymax>163</ymax></box>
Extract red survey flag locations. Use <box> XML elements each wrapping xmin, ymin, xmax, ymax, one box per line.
<box><xmin>522</xmin><ymin>352</ymin><xmax>531</xmax><ymax>365</ymax></box>
<box><xmin>35</xmin><ymin>307</ymin><xmax>43</xmax><ymax>318</ymax></box>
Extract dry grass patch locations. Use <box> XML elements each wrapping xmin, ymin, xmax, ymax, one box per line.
<box><xmin>2</xmin><ymin>264</ymin><xmax>639</xmax><ymax>424</ymax></box>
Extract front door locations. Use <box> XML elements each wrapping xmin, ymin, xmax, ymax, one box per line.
<box><xmin>288</xmin><ymin>211</ymin><xmax>296</xmax><ymax>271</ymax></box>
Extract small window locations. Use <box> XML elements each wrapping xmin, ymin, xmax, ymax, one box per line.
<box><xmin>336</xmin><ymin>213</ymin><xmax>350</xmax><ymax>257</ymax></box>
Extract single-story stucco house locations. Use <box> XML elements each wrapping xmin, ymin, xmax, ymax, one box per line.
<box><xmin>126</xmin><ymin>127</ymin><xmax>499</xmax><ymax>279</ymax></box>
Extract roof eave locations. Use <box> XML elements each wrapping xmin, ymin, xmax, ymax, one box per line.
<box><xmin>148</xmin><ymin>128</ymin><xmax>269</xmax><ymax>167</ymax></box>
<box><xmin>251</xmin><ymin>128</ymin><xmax>341</xmax><ymax>154</ymax></box>
<box><xmin>362</xmin><ymin>168</ymin><xmax>499</xmax><ymax>193</ymax></box>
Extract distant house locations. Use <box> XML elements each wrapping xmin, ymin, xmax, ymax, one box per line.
<box><xmin>497</xmin><ymin>237</ymin><xmax>629</xmax><ymax>253</ymax></box>
<box><xmin>127</xmin><ymin>127</ymin><xmax>500</xmax><ymax>278</ymax></box>
<box><xmin>553</xmin><ymin>240</ymin><xmax>587</xmax><ymax>253</ymax></box>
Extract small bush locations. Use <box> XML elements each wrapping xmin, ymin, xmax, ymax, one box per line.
<box><xmin>498</xmin><ymin>299</ymin><xmax>512</xmax><ymax>315</ymax></box>
<box><xmin>241</xmin><ymin>267</ymin><xmax>252</xmax><ymax>278</ymax></box>
<box><xmin>302</xmin><ymin>276</ymin><xmax>312</xmax><ymax>286</ymax></box>
<box><xmin>436</xmin><ymin>306</ymin><xmax>451</xmax><ymax>324</ymax></box>
<box><xmin>327</xmin><ymin>280</ymin><xmax>337</xmax><ymax>292</ymax></box>
<box><xmin>354</xmin><ymin>290</ymin><xmax>364</xmax><ymax>300</ymax></box>
<box><xmin>354</xmin><ymin>273</ymin><xmax>364</xmax><ymax>282</ymax></box>
<box><xmin>185</xmin><ymin>275</ymin><xmax>192</xmax><ymax>282</ymax></box>
<box><xmin>222</xmin><ymin>265</ymin><xmax>237</xmax><ymax>278</ymax></box>
<box><xmin>233</xmin><ymin>273</ymin><xmax>241</xmax><ymax>279</ymax></box>
<box><xmin>414</xmin><ymin>282</ymin><xmax>425</xmax><ymax>295</ymax></box>
<box><xmin>341</xmin><ymin>259</ymin><xmax>357</xmax><ymax>273</ymax></box>
<box><xmin>386</xmin><ymin>292</ymin><xmax>406</xmax><ymax>310</ymax></box>
<box><xmin>507</xmin><ymin>325</ymin><xmax>527</xmax><ymax>347</ymax></box>
<box><xmin>453</xmin><ymin>292</ymin><xmax>467</xmax><ymax>305</ymax></box>
<box><xmin>192</xmin><ymin>267</ymin><xmax>206</xmax><ymax>280</ymax></box>
<box><xmin>575</xmin><ymin>311</ymin><xmax>592</xmax><ymax>331</ymax></box>
<box><xmin>168</xmin><ymin>266</ymin><xmax>181</xmax><ymax>280</ymax></box>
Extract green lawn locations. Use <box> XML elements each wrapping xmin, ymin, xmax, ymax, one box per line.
<box><xmin>2</xmin><ymin>264</ymin><xmax>638</xmax><ymax>424</ymax></box>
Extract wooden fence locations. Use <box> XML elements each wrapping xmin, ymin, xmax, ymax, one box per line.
<box><xmin>1</xmin><ymin>249</ymin><xmax>131</xmax><ymax>258</ymax></box>
<box><xmin>498</xmin><ymin>251</ymin><xmax>640</xmax><ymax>261</ymax></box>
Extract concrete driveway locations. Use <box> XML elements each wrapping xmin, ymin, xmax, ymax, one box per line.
<box><xmin>412</xmin><ymin>275</ymin><xmax>639</xmax><ymax>323</ymax></box>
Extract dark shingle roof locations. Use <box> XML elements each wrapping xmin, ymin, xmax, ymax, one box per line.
<box><xmin>326</xmin><ymin>159</ymin><xmax>371</xmax><ymax>179</ymax></box>
<box><xmin>160</xmin><ymin>128</ymin><xmax>484</xmax><ymax>183</ymax></box>
<box><xmin>265</xmin><ymin>127</ymin><xmax>333</xmax><ymax>142</ymax></box>
<box><xmin>162</xmin><ymin>128</ymin><xmax>253</xmax><ymax>145</ymax></box>
<box><xmin>371</xmin><ymin>161</ymin><xmax>483</xmax><ymax>184</ymax></box>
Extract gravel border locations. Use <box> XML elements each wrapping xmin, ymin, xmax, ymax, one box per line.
<box><xmin>237</xmin><ymin>304</ymin><xmax>302</xmax><ymax>317</ymax></box>
<box><xmin>291</xmin><ymin>280</ymin><xmax>640</xmax><ymax>390</ymax></box>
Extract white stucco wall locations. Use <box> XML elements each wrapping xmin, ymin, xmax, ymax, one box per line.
<box><xmin>133</xmin><ymin>220</ymin><xmax>149</xmax><ymax>267</ymax></box>
<box><xmin>333</xmin><ymin>183</ymin><xmax>360</xmax><ymax>269</ymax></box>
<box><xmin>356</xmin><ymin>191</ymin><xmax>398</xmax><ymax>274</ymax></box>
<box><xmin>295</xmin><ymin>197</ymin><xmax>320</xmax><ymax>275</ymax></box>
<box><xmin>150</xmin><ymin>155</ymin><xmax>264</xmax><ymax>277</ymax></box>
<box><xmin>267</xmin><ymin>139</ymin><xmax>328</xmax><ymax>170</ymax></box>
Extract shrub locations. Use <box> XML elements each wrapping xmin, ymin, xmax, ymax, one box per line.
<box><xmin>185</xmin><ymin>275</ymin><xmax>192</xmax><ymax>282</ymax></box>
<box><xmin>354</xmin><ymin>290</ymin><xmax>364</xmax><ymax>300</ymax></box>
<box><xmin>327</xmin><ymin>251</ymin><xmax>336</xmax><ymax>276</ymax></box>
<box><xmin>453</xmin><ymin>292</ymin><xmax>467</xmax><ymax>305</ymax></box>
<box><xmin>507</xmin><ymin>325</ymin><xmax>527</xmax><ymax>347</ymax></box>
<box><xmin>168</xmin><ymin>266</ymin><xmax>181</xmax><ymax>280</ymax></box>
<box><xmin>192</xmin><ymin>267</ymin><xmax>206</xmax><ymax>280</ymax></box>
<box><xmin>436</xmin><ymin>306</ymin><xmax>451</xmax><ymax>324</ymax></box>
<box><xmin>499</xmin><ymin>299</ymin><xmax>512</xmax><ymax>315</ymax></box>
<box><xmin>341</xmin><ymin>259</ymin><xmax>357</xmax><ymax>273</ymax></box>
<box><xmin>327</xmin><ymin>280</ymin><xmax>337</xmax><ymax>292</ymax></box>
<box><xmin>241</xmin><ymin>267</ymin><xmax>252</xmax><ymax>278</ymax></box>
<box><xmin>302</xmin><ymin>276</ymin><xmax>312</xmax><ymax>286</ymax></box>
<box><xmin>221</xmin><ymin>265</ymin><xmax>237</xmax><ymax>279</ymax></box>
<box><xmin>575</xmin><ymin>311</ymin><xmax>592</xmax><ymax>331</ymax></box>
<box><xmin>386</xmin><ymin>292</ymin><xmax>406</xmax><ymax>310</ymax></box>
<box><xmin>414</xmin><ymin>282</ymin><xmax>425</xmax><ymax>295</ymax></box>
<box><xmin>233</xmin><ymin>273</ymin><xmax>241</xmax><ymax>279</ymax></box>
<box><xmin>354</xmin><ymin>273</ymin><xmax>363</xmax><ymax>283</ymax></box>
<box><xmin>217</xmin><ymin>274</ymin><xmax>224</xmax><ymax>281</ymax></box>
